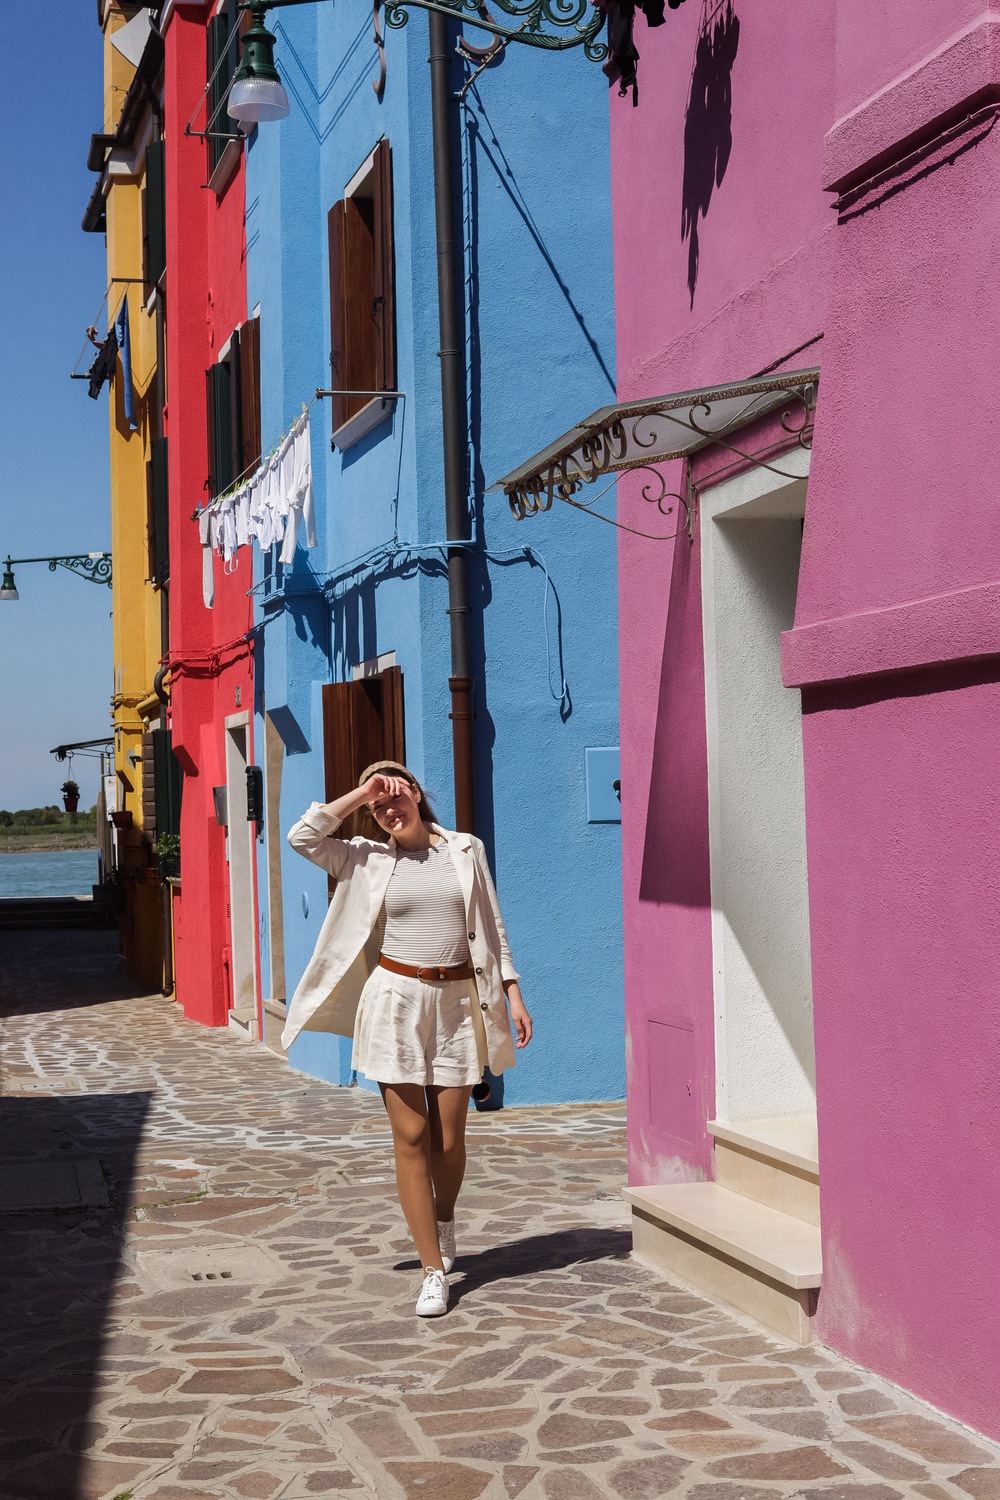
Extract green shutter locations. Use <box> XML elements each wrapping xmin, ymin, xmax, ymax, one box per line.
<box><xmin>145</xmin><ymin>139</ymin><xmax>166</xmax><ymax>286</ymax></box>
<box><xmin>207</xmin><ymin>10</ymin><xmax>239</xmax><ymax>175</ymax></box>
<box><xmin>151</xmin><ymin>436</ymin><xmax>169</xmax><ymax>585</ymax></box>
<box><xmin>213</xmin><ymin>359</ymin><xmax>233</xmax><ymax>494</ymax></box>
<box><xmin>152</xmin><ymin>729</ymin><xmax>184</xmax><ymax>839</ymax></box>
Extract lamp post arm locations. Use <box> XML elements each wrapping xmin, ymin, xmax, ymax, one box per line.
<box><xmin>238</xmin><ymin>0</ymin><xmax>606</xmax><ymax>57</ymax></box>
<box><xmin>5</xmin><ymin>554</ymin><xmax>113</xmax><ymax>588</ymax></box>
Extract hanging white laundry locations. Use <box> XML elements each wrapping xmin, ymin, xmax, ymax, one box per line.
<box><xmin>209</xmin><ymin>508</ymin><xmax>222</xmax><ymax>555</ymax></box>
<box><xmin>198</xmin><ymin>509</ymin><xmax>215</xmax><ymax>609</ymax></box>
<box><xmin>217</xmin><ymin>491</ymin><xmax>238</xmax><ymax>566</ymax></box>
<box><xmin>234</xmin><ymin>482</ymin><xmax>251</xmax><ymax>549</ymax></box>
<box><xmin>278</xmin><ymin>412</ymin><xmax>317</xmax><ymax>565</ymax></box>
<box><xmin>247</xmin><ymin>463</ymin><xmax>267</xmax><ymax>545</ymax></box>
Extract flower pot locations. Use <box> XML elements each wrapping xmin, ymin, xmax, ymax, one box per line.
<box><xmin>111</xmin><ymin>810</ymin><xmax>133</xmax><ymax>829</ymax></box>
<box><xmin>62</xmin><ymin>797</ymin><xmax>79</xmax><ymax>813</ymax></box>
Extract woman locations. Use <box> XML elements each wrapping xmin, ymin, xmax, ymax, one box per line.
<box><xmin>281</xmin><ymin>761</ymin><xmax>532</xmax><ymax>1317</ymax></box>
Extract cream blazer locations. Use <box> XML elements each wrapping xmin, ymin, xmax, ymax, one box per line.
<box><xmin>280</xmin><ymin>803</ymin><xmax>520</xmax><ymax>1073</ymax></box>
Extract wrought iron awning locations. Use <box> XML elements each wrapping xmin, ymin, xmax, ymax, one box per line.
<box><xmin>492</xmin><ymin>368</ymin><xmax>819</xmax><ymax>537</ymax></box>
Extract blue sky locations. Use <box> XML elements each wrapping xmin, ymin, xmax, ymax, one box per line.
<box><xmin>0</xmin><ymin>8</ymin><xmax>113</xmax><ymax>811</ymax></box>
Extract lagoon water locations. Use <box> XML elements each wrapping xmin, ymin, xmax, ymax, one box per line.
<box><xmin>0</xmin><ymin>850</ymin><xmax>99</xmax><ymax>899</ymax></box>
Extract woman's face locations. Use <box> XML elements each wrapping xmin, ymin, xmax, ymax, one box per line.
<box><xmin>368</xmin><ymin>778</ymin><xmax>423</xmax><ymax>838</ymax></box>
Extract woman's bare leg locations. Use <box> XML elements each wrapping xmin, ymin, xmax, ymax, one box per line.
<box><xmin>380</xmin><ymin>1083</ymin><xmax>443</xmax><ymax>1270</ymax></box>
<box><xmin>427</xmin><ymin>1085</ymin><xmax>473</xmax><ymax>1223</ymax></box>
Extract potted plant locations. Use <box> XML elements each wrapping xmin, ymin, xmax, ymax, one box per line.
<box><xmin>155</xmin><ymin>832</ymin><xmax>181</xmax><ymax>880</ymax></box>
<box><xmin>61</xmin><ymin>780</ymin><xmax>80</xmax><ymax>813</ymax></box>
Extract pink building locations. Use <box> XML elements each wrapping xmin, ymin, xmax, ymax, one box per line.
<box><xmin>498</xmin><ymin>0</ymin><xmax>1000</xmax><ymax>1445</ymax></box>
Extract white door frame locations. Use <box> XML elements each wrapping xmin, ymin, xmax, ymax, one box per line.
<box><xmin>700</xmin><ymin>446</ymin><xmax>815</xmax><ymax>1124</ymax></box>
<box><xmin>225</xmin><ymin>712</ymin><xmax>259</xmax><ymax>1026</ymax></box>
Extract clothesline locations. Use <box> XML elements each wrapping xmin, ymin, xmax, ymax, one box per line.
<box><xmin>195</xmin><ymin>404</ymin><xmax>318</xmax><ymax>607</ymax></box>
<box><xmin>194</xmin><ymin>392</ymin><xmax>322</xmax><ymax>521</ymax></box>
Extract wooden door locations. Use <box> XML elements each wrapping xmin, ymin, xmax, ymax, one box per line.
<box><xmin>321</xmin><ymin>667</ymin><xmax>405</xmax><ymax>840</ymax></box>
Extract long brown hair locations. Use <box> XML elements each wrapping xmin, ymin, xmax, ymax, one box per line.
<box><xmin>355</xmin><ymin>760</ymin><xmax>439</xmax><ymax>842</ymax></box>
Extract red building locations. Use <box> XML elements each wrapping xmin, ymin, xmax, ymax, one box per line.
<box><xmin>162</xmin><ymin>0</ymin><xmax>262</xmax><ymax>1034</ymax></box>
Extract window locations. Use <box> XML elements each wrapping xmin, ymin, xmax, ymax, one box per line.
<box><xmin>205</xmin><ymin>315</ymin><xmax>261</xmax><ymax>498</ymax></box>
<box><xmin>207</xmin><ymin>0</ymin><xmax>240</xmax><ymax>177</ymax></box>
<box><xmin>144</xmin><ymin>138</ymin><xmax>166</xmax><ymax>288</ymax></box>
<box><xmin>322</xmin><ymin>667</ymin><xmax>405</xmax><ymax>841</ymax></box>
<box><xmin>327</xmin><ymin>139</ymin><xmax>396</xmax><ymax>437</ymax></box>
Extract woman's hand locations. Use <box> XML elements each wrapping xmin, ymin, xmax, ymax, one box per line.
<box><xmin>505</xmin><ymin>983</ymin><xmax>532</xmax><ymax>1049</ymax></box>
<box><xmin>359</xmin><ymin>772</ymin><xmax>411</xmax><ymax>808</ymax></box>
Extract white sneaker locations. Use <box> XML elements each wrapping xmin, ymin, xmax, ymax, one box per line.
<box><xmin>416</xmin><ymin>1266</ymin><xmax>449</xmax><ymax>1317</ymax></box>
<box><xmin>437</xmin><ymin>1218</ymin><xmax>456</xmax><ymax>1274</ymax></box>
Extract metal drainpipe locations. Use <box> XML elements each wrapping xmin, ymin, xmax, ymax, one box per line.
<box><xmin>151</xmin><ymin>101</ymin><xmax>174</xmax><ymax>1000</ymax></box>
<box><xmin>429</xmin><ymin>9</ymin><xmax>476</xmax><ymax>834</ymax></box>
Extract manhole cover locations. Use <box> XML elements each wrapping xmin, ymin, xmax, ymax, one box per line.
<box><xmin>0</xmin><ymin>1159</ymin><xmax>109</xmax><ymax>1210</ymax></box>
<box><xmin>137</xmin><ymin>1242</ymin><xmax>285</xmax><ymax>1289</ymax></box>
<box><xmin>4</xmin><ymin>1077</ymin><xmax>85</xmax><ymax>1095</ymax></box>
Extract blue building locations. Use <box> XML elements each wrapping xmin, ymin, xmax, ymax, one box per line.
<box><xmin>246</xmin><ymin>4</ymin><xmax>623</xmax><ymax>1105</ymax></box>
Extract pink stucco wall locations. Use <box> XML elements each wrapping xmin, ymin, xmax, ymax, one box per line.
<box><xmin>614</xmin><ymin>0</ymin><xmax>1000</xmax><ymax>1440</ymax></box>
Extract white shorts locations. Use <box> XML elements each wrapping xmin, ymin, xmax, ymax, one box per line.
<box><xmin>352</xmin><ymin>965</ymin><xmax>487</xmax><ymax>1087</ymax></box>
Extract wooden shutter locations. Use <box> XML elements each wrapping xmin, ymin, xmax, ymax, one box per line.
<box><xmin>153</xmin><ymin>728</ymin><xmax>184</xmax><ymax>838</ymax></box>
<box><xmin>142</xmin><ymin>732</ymin><xmax>157</xmax><ymax>845</ymax></box>
<box><xmin>321</xmin><ymin>671</ymin><xmax>406</xmax><ymax>841</ymax></box>
<box><xmin>213</xmin><ymin>358</ymin><xmax>234</xmax><ymax>494</ymax></box>
<box><xmin>144</xmin><ymin>139</ymin><xmax>166</xmax><ymax>288</ymax></box>
<box><xmin>343</xmin><ymin>196</ymin><xmax>376</xmax><ymax>422</ymax></box>
<box><xmin>206</xmin><ymin>365</ymin><xmax>218</xmax><ymax>498</ymax></box>
<box><xmin>239</xmin><ymin>316</ymin><xmax>261</xmax><ymax>473</ymax></box>
<box><xmin>229</xmin><ymin>328</ymin><xmax>243</xmax><ymax>485</ymax></box>
<box><xmin>150</xmin><ymin>436</ymin><xmax>169</xmax><ymax>585</ymax></box>
<box><xmin>328</xmin><ymin>201</ymin><xmax>346</xmax><ymax>434</ymax></box>
<box><xmin>372</xmin><ymin>139</ymin><xmax>396</xmax><ymax>394</ymax></box>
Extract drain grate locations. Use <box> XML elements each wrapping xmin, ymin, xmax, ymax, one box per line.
<box><xmin>138</xmin><ymin>1243</ymin><xmax>284</xmax><ymax>1290</ymax></box>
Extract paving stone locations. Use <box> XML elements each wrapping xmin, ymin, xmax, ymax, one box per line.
<box><xmin>293</xmin><ymin>1472</ymin><xmax>366</xmax><ymax>1494</ymax></box>
<box><xmin>951</xmin><ymin>1470</ymin><xmax>1000</xmax><ymax>1499</ymax></box>
<box><xmin>349</xmin><ymin>1409</ymin><xmax>419</xmax><ymax>1456</ymax></box>
<box><xmin>230</xmin><ymin>1474</ymin><xmax>285</xmax><ymax>1498</ymax></box>
<box><xmin>838</xmin><ymin>1389</ymin><xmax>898</xmax><ymax>1416</ymax></box>
<box><xmin>439</xmin><ymin>1434</ymin><xmax>527</xmax><ymax>1461</ymax></box>
<box><xmin>797</xmin><ymin>1488</ymin><xmax>903</xmax><ymax>1500</ymax></box>
<box><xmin>502</xmin><ymin>1464</ymin><xmax>540</xmax><ymax>1496</ymax></box>
<box><xmin>851</xmin><ymin>1417</ymin><xmax>995</xmax><ymax>1464</ymax></box>
<box><xmin>417</xmin><ymin>1407</ymin><xmax>536</xmax><ymax>1436</ymax></box>
<box><xmin>179</xmin><ymin>1368</ymin><xmax>299</xmax><ymax>1394</ymax></box>
<box><xmin>571</xmin><ymin>1396</ymin><xmax>652</xmax><ymax>1416</ymax></box>
<box><xmin>537</xmin><ymin>1412</ymin><xmax>631</xmax><ymax>1448</ymax></box>
<box><xmin>541</xmin><ymin>1445</ymin><xmax>630</xmax><ymax>1463</ymax></box>
<box><xmin>835</xmin><ymin>1439</ymin><xmax>929</xmax><ymax>1479</ymax></box>
<box><xmin>662</xmin><ymin>1433</ymin><xmax>767</xmax><ymax>1457</ymax></box>
<box><xmin>646</xmin><ymin>1412</ymin><xmax>732</xmax><ymax>1433</ymax></box>
<box><xmin>705</xmin><ymin>1446</ymin><xmax>852</xmax><ymax>1480</ymax></box>
<box><xmin>385</xmin><ymin>1460</ymin><xmax>494</xmax><ymax>1498</ymax></box>
<box><xmin>607</xmin><ymin>1452</ymin><xmax>691</xmax><ymax>1496</ymax></box>
<box><xmin>404</xmin><ymin>1386</ymin><xmax>529</xmax><ymax>1413</ymax></box>
<box><xmin>542</xmin><ymin>1471</ymin><xmax>606</xmax><ymax>1499</ymax></box>
<box><xmin>913</xmin><ymin>1487</ymin><xmax>958</xmax><ymax>1500</ymax></box>
<box><xmin>684</xmin><ymin>1488</ymin><xmax>783</xmax><ymax>1500</ymax></box>
<box><xmin>730</xmin><ymin>1379</ymin><xmax>815</xmax><ymax>1409</ymax></box>
<box><xmin>657</xmin><ymin>1386</ymin><xmax>718</xmax><ymax>1410</ymax></box>
<box><xmin>817</xmin><ymin>1371</ymin><xmax>865</xmax><ymax>1390</ymax></box>
<box><xmin>751</xmin><ymin>1411</ymin><xmax>832</xmax><ymax>1440</ymax></box>
<box><xmin>0</xmin><ymin>1454</ymin><xmax>149</xmax><ymax>1499</ymax></box>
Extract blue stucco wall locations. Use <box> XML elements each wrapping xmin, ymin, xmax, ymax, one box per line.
<box><xmin>248</xmin><ymin>9</ymin><xmax>623</xmax><ymax>1104</ymax></box>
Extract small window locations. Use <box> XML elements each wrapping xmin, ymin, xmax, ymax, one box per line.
<box><xmin>206</xmin><ymin>315</ymin><xmax>260</xmax><ymax>498</ymax></box>
<box><xmin>327</xmin><ymin>139</ymin><xmax>396</xmax><ymax>435</ymax></box>
<box><xmin>144</xmin><ymin>139</ymin><xmax>166</xmax><ymax>289</ymax></box>
<box><xmin>207</xmin><ymin>1</ymin><xmax>240</xmax><ymax>177</ymax></box>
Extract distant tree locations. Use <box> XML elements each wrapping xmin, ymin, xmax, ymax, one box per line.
<box><xmin>0</xmin><ymin>810</ymin><xmax>12</xmax><ymax>827</ymax></box>
<box><xmin>41</xmin><ymin>808</ymin><xmax>62</xmax><ymax>825</ymax></box>
<box><xmin>13</xmin><ymin>809</ymin><xmax>40</xmax><ymax>826</ymax></box>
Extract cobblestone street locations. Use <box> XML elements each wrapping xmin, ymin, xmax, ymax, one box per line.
<box><xmin>2</xmin><ymin>930</ymin><xmax>999</xmax><ymax>1500</ymax></box>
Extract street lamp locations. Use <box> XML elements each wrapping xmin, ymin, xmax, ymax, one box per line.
<box><xmin>0</xmin><ymin>553</ymin><xmax>113</xmax><ymax>598</ymax></box>
<box><xmin>227</xmin><ymin>5</ymin><xmax>289</xmax><ymax>123</ymax></box>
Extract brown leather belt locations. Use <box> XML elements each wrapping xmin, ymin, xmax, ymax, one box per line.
<box><xmin>379</xmin><ymin>955</ymin><xmax>475</xmax><ymax>983</ymax></box>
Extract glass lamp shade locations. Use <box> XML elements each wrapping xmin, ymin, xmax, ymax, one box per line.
<box><xmin>228</xmin><ymin>76</ymin><xmax>290</xmax><ymax>124</ymax></box>
<box><xmin>0</xmin><ymin>566</ymin><xmax>17</xmax><ymax>600</ymax></box>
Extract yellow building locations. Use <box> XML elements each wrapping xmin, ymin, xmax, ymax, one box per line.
<box><xmin>84</xmin><ymin>4</ymin><xmax>175</xmax><ymax>992</ymax></box>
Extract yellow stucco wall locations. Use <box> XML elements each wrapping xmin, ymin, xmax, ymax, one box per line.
<box><xmin>102</xmin><ymin>5</ymin><xmax>165</xmax><ymax>991</ymax></box>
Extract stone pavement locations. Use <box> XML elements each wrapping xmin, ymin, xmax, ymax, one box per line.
<box><xmin>2</xmin><ymin>931</ymin><xmax>1000</xmax><ymax>1500</ymax></box>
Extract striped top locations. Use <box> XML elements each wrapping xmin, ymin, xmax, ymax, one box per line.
<box><xmin>381</xmin><ymin>841</ymin><xmax>470</xmax><ymax>966</ymax></box>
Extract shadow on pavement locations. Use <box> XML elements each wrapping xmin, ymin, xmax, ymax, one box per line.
<box><xmin>395</xmin><ymin>1224</ymin><xmax>633</xmax><ymax>1302</ymax></box>
<box><xmin>0</xmin><ymin>1092</ymin><xmax>151</xmax><ymax>1498</ymax></box>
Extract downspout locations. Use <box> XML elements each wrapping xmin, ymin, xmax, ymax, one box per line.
<box><xmin>151</xmin><ymin>97</ymin><xmax>174</xmax><ymax>1001</ymax></box>
<box><xmin>429</xmin><ymin>9</ymin><xmax>476</xmax><ymax>834</ymax></box>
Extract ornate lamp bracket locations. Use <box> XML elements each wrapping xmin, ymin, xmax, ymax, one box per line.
<box><xmin>5</xmin><ymin>553</ymin><xmax>113</xmax><ymax>588</ymax></box>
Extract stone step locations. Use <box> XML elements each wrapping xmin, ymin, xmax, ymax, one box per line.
<box><xmin>624</xmin><ymin>1181</ymin><xmax>822</xmax><ymax>1344</ymax></box>
<box><xmin>709</xmin><ymin>1114</ymin><xmax>819</xmax><ymax>1226</ymax></box>
<box><xmin>227</xmin><ymin>1006</ymin><xmax>258</xmax><ymax>1041</ymax></box>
